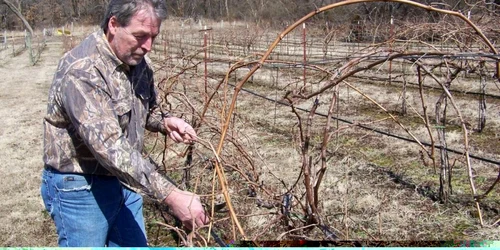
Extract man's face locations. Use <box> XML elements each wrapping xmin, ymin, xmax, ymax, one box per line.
<box><xmin>108</xmin><ymin>8</ymin><xmax>161</xmax><ymax>66</ymax></box>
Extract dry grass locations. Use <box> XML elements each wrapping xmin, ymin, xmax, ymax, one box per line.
<box><xmin>0</xmin><ymin>37</ymin><xmax>61</xmax><ymax>247</ymax></box>
<box><xmin>1</xmin><ymin>18</ymin><xmax>499</xmax><ymax>247</ymax></box>
<box><xmin>0</xmin><ymin>25</ymin><xmax>101</xmax><ymax>247</ymax></box>
<box><xmin>143</xmin><ymin>18</ymin><xmax>500</xmax><ymax>245</ymax></box>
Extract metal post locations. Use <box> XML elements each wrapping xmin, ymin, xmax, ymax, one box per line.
<box><xmin>274</xmin><ymin>67</ymin><xmax>279</xmax><ymax>127</ymax></box>
<box><xmin>389</xmin><ymin>14</ymin><xmax>394</xmax><ymax>85</ymax></box>
<box><xmin>303</xmin><ymin>23</ymin><xmax>307</xmax><ymax>88</ymax></box>
<box><xmin>204</xmin><ymin>26</ymin><xmax>208</xmax><ymax>103</ymax></box>
<box><xmin>163</xmin><ymin>31</ymin><xmax>168</xmax><ymax>81</ymax></box>
<box><xmin>163</xmin><ymin>32</ymin><xmax>167</xmax><ymax>60</ymax></box>
<box><xmin>11</xmin><ymin>31</ymin><xmax>14</xmax><ymax>55</ymax></box>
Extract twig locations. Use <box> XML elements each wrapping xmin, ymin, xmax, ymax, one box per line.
<box><xmin>251</xmin><ymin>214</ymin><xmax>284</xmax><ymax>241</ymax></box>
<box><xmin>154</xmin><ymin>221</ymin><xmax>189</xmax><ymax>246</ymax></box>
<box><xmin>415</xmin><ymin>61</ymin><xmax>484</xmax><ymax>226</ymax></box>
<box><xmin>315</xmin><ymin>85</ymin><xmax>338</xmax><ymax>209</ymax></box>
<box><xmin>343</xmin><ymin>80</ymin><xmax>430</xmax><ymax>156</ymax></box>
<box><xmin>277</xmin><ymin>223</ymin><xmax>317</xmax><ymax>240</ymax></box>
<box><xmin>475</xmin><ymin>165</ymin><xmax>500</xmax><ymax>200</ymax></box>
<box><xmin>416</xmin><ymin>65</ymin><xmax>437</xmax><ymax>173</ymax></box>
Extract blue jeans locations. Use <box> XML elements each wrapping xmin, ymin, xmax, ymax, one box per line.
<box><xmin>40</xmin><ymin>167</ymin><xmax>148</xmax><ymax>247</ymax></box>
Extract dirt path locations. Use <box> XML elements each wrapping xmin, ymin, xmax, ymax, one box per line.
<box><xmin>0</xmin><ymin>41</ymin><xmax>61</xmax><ymax>246</ymax></box>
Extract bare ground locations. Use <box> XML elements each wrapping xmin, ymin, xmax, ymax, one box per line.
<box><xmin>0</xmin><ymin>40</ymin><xmax>59</xmax><ymax>246</ymax></box>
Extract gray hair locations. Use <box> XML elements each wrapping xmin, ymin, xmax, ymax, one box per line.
<box><xmin>101</xmin><ymin>0</ymin><xmax>167</xmax><ymax>33</ymax></box>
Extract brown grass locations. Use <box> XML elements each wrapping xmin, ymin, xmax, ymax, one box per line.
<box><xmin>1</xmin><ymin>18</ymin><xmax>499</xmax><ymax>247</ymax></box>
<box><xmin>144</xmin><ymin>18</ymin><xmax>500</xmax><ymax>245</ymax></box>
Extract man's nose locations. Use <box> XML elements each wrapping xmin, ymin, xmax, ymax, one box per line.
<box><xmin>141</xmin><ymin>37</ymin><xmax>153</xmax><ymax>52</ymax></box>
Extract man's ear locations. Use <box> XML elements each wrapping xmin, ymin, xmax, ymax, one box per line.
<box><xmin>108</xmin><ymin>16</ymin><xmax>119</xmax><ymax>36</ymax></box>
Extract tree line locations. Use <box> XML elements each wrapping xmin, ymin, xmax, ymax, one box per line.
<box><xmin>1</xmin><ymin>0</ymin><xmax>499</xmax><ymax>31</ymax></box>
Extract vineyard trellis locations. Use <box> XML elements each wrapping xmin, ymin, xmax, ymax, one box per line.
<box><xmin>142</xmin><ymin>0</ymin><xmax>500</xmax><ymax>245</ymax></box>
<box><xmin>1</xmin><ymin>0</ymin><xmax>499</xmax><ymax>246</ymax></box>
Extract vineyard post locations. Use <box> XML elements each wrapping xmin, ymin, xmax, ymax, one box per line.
<box><xmin>478</xmin><ymin>61</ymin><xmax>486</xmax><ymax>132</ymax></box>
<box><xmin>204</xmin><ymin>26</ymin><xmax>208</xmax><ymax>103</ymax></box>
<box><xmin>336</xmin><ymin>86</ymin><xmax>340</xmax><ymax>143</ymax></box>
<box><xmin>163</xmin><ymin>30</ymin><xmax>168</xmax><ymax>81</ymax></box>
<box><xmin>303</xmin><ymin>22</ymin><xmax>307</xmax><ymax>88</ymax></box>
<box><xmin>210</xmin><ymin>0</ymin><xmax>500</xmax><ymax>237</ymax></box>
<box><xmin>11</xmin><ymin>30</ymin><xmax>14</xmax><ymax>56</ymax></box>
<box><xmin>274</xmin><ymin>67</ymin><xmax>279</xmax><ymax>127</ymax></box>
<box><xmin>3</xmin><ymin>30</ymin><xmax>6</xmax><ymax>49</ymax></box>
<box><xmin>401</xmin><ymin>61</ymin><xmax>407</xmax><ymax>115</ymax></box>
<box><xmin>389</xmin><ymin>4</ymin><xmax>394</xmax><ymax>85</ymax></box>
<box><xmin>179</xmin><ymin>22</ymin><xmax>183</xmax><ymax>55</ymax></box>
<box><xmin>286</xmin><ymin>26</ymin><xmax>289</xmax><ymax>56</ymax></box>
<box><xmin>162</xmin><ymin>30</ymin><xmax>167</xmax><ymax>59</ymax></box>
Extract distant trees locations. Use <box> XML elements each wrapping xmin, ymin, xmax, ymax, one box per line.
<box><xmin>0</xmin><ymin>0</ymin><xmax>498</xmax><ymax>30</ymax></box>
<box><xmin>1</xmin><ymin>0</ymin><xmax>32</xmax><ymax>33</ymax></box>
<box><xmin>1</xmin><ymin>0</ymin><xmax>107</xmax><ymax>30</ymax></box>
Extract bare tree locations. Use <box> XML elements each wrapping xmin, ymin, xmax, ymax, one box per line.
<box><xmin>71</xmin><ymin>0</ymin><xmax>80</xmax><ymax>19</ymax></box>
<box><xmin>1</xmin><ymin>0</ymin><xmax>33</xmax><ymax>34</ymax></box>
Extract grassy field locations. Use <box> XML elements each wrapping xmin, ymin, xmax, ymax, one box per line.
<box><xmin>144</xmin><ymin>19</ymin><xmax>500</xmax><ymax>245</ymax></box>
<box><xmin>0</xmin><ymin>18</ymin><xmax>498</xmax><ymax>247</ymax></box>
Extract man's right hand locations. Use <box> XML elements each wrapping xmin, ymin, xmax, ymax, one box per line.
<box><xmin>164</xmin><ymin>188</ymin><xmax>208</xmax><ymax>230</ymax></box>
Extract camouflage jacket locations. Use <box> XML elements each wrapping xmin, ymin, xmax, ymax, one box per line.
<box><xmin>43</xmin><ymin>30</ymin><xmax>175</xmax><ymax>201</ymax></box>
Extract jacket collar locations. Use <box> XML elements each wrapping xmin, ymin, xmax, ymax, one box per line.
<box><xmin>95</xmin><ymin>29</ymin><xmax>130</xmax><ymax>73</ymax></box>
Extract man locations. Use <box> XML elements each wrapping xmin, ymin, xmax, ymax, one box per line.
<box><xmin>41</xmin><ymin>0</ymin><xmax>207</xmax><ymax>247</ymax></box>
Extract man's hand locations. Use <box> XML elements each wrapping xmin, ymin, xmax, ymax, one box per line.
<box><xmin>163</xmin><ymin>117</ymin><xmax>197</xmax><ymax>144</ymax></box>
<box><xmin>164</xmin><ymin>188</ymin><xmax>208</xmax><ymax>230</ymax></box>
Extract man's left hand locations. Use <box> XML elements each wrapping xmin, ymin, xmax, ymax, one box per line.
<box><xmin>163</xmin><ymin>117</ymin><xmax>197</xmax><ymax>144</ymax></box>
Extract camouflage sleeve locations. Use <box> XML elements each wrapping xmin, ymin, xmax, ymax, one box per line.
<box><xmin>146</xmin><ymin>96</ymin><xmax>167</xmax><ymax>134</ymax></box>
<box><xmin>145</xmin><ymin>72</ymin><xmax>168</xmax><ymax>135</ymax></box>
<box><xmin>62</xmin><ymin>66</ymin><xmax>176</xmax><ymax>201</ymax></box>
